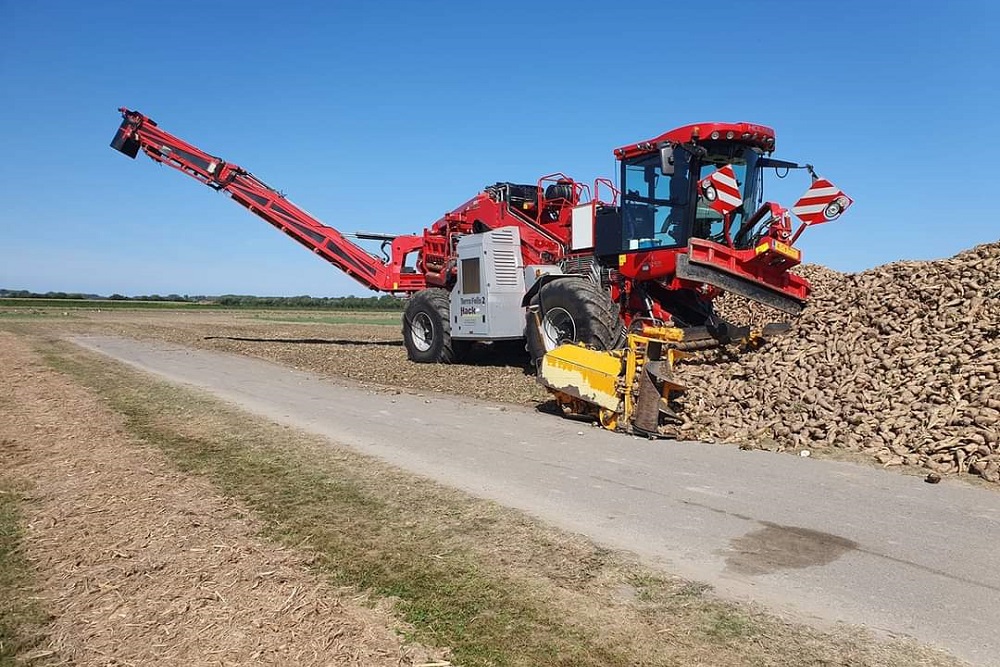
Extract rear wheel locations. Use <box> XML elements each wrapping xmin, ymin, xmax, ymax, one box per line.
<box><xmin>525</xmin><ymin>277</ymin><xmax>622</xmax><ymax>368</ymax></box>
<box><xmin>402</xmin><ymin>288</ymin><xmax>466</xmax><ymax>363</ymax></box>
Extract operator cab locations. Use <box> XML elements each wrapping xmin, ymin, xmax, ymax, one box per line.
<box><xmin>594</xmin><ymin>123</ymin><xmax>774</xmax><ymax>263</ymax></box>
<box><xmin>595</xmin><ymin>133</ymin><xmax>766</xmax><ymax>259</ymax></box>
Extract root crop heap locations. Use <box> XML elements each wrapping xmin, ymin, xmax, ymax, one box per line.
<box><xmin>672</xmin><ymin>242</ymin><xmax>1000</xmax><ymax>482</ymax></box>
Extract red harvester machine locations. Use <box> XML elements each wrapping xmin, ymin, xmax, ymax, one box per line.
<box><xmin>112</xmin><ymin>108</ymin><xmax>851</xmax><ymax>435</ymax></box>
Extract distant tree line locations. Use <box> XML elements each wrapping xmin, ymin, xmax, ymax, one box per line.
<box><xmin>1</xmin><ymin>289</ymin><xmax>104</xmax><ymax>300</ymax></box>
<box><xmin>0</xmin><ymin>289</ymin><xmax>406</xmax><ymax>310</ymax></box>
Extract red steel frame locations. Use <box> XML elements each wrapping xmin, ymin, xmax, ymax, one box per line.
<box><xmin>113</xmin><ymin>108</ymin><xmax>822</xmax><ymax>322</ymax></box>
<box><xmin>112</xmin><ymin>109</ymin><xmax>582</xmax><ymax>294</ymax></box>
<box><xmin>113</xmin><ymin>109</ymin><xmax>427</xmax><ymax>293</ymax></box>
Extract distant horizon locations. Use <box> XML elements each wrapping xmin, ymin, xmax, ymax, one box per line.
<box><xmin>5</xmin><ymin>235</ymin><xmax>997</xmax><ymax>299</ymax></box>
<box><xmin>1</xmin><ymin>288</ymin><xmax>402</xmax><ymax>299</ymax></box>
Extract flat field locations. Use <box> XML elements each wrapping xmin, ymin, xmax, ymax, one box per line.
<box><xmin>0</xmin><ymin>306</ymin><xmax>548</xmax><ymax>403</ymax></box>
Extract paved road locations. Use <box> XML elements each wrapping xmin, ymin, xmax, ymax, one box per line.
<box><xmin>72</xmin><ymin>336</ymin><xmax>1000</xmax><ymax>666</ymax></box>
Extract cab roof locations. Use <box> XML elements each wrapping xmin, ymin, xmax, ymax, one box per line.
<box><xmin>614</xmin><ymin>122</ymin><xmax>776</xmax><ymax>160</ymax></box>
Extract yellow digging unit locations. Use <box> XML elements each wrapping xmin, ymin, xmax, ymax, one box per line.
<box><xmin>538</xmin><ymin>326</ymin><xmax>687</xmax><ymax>437</ymax></box>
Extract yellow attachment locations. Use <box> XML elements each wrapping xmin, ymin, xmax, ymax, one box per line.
<box><xmin>638</xmin><ymin>324</ymin><xmax>685</xmax><ymax>343</ymax></box>
<box><xmin>539</xmin><ymin>344</ymin><xmax>623</xmax><ymax>412</ymax></box>
<box><xmin>538</xmin><ymin>324</ymin><xmax>689</xmax><ymax>436</ymax></box>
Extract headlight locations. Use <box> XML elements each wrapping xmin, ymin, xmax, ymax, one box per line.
<box><xmin>702</xmin><ymin>184</ymin><xmax>718</xmax><ymax>202</ymax></box>
<box><xmin>823</xmin><ymin>197</ymin><xmax>846</xmax><ymax>220</ymax></box>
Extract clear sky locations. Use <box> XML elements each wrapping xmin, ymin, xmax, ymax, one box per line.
<box><xmin>1</xmin><ymin>0</ymin><xmax>997</xmax><ymax>297</ymax></box>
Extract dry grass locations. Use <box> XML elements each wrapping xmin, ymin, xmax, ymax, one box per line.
<box><xmin>11</xmin><ymin>329</ymin><xmax>966</xmax><ymax>667</ymax></box>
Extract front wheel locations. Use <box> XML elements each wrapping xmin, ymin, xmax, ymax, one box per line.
<box><xmin>525</xmin><ymin>277</ymin><xmax>622</xmax><ymax>369</ymax></box>
<box><xmin>402</xmin><ymin>288</ymin><xmax>465</xmax><ymax>363</ymax></box>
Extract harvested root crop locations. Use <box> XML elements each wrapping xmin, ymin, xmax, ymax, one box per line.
<box><xmin>670</xmin><ymin>241</ymin><xmax>1000</xmax><ymax>482</ymax></box>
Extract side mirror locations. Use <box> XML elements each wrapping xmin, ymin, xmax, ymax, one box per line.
<box><xmin>659</xmin><ymin>146</ymin><xmax>675</xmax><ymax>175</ymax></box>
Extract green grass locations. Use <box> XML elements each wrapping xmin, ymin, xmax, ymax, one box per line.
<box><xmin>0</xmin><ymin>298</ymin><xmax>407</xmax><ymax>313</ymax></box>
<box><xmin>703</xmin><ymin>608</ymin><xmax>756</xmax><ymax>641</ymax></box>
<box><xmin>0</xmin><ymin>479</ymin><xmax>49</xmax><ymax>664</ymax></box>
<box><xmin>249</xmin><ymin>313</ymin><xmax>400</xmax><ymax>326</ymax></box>
<box><xmin>0</xmin><ymin>300</ymin><xmax>404</xmax><ymax>323</ymax></box>
<box><xmin>0</xmin><ymin>298</ymin><xmax>212</xmax><ymax>310</ymax></box>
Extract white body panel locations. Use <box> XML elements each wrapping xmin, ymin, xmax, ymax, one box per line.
<box><xmin>450</xmin><ymin>228</ymin><xmax>526</xmax><ymax>339</ymax></box>
<box><xmin>571</xmin><ymin>204</ymin><xmax>594</xmax><ymax>250</ymax></box>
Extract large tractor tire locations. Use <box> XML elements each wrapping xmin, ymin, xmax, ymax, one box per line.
<box><xmin>525</xmin><ymin>277</ymin><xmax>623</xmax><ymax>369</ymax></box>
<box><xmin>402</xmin><ymin>288</ymin><xmax>467</xmax><ymax>363</ymax></box>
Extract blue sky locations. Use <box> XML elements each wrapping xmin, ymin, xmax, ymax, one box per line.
<box><xmin>1</xmin><ymin>0</ymin><xmax>997</xmax><ymax>297</ymax></box>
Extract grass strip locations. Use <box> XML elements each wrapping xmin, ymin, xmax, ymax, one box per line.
<box><xmin>0</xmin><ymin>312</ymin><xmax>81</xmax><ymax>320</ymax></box>
<box><xmin>0</xmin><ymin>480</ymin><xmax>50</xmax><ymax>665</ymax></box>
<box><xmin>0</xmin><ymin>298</ymin><xmax>211</xmax><ymax>309</ymax></box>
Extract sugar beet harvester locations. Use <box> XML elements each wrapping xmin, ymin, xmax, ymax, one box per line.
<box><xmin>111</xmin><ymin>108</ymin><xmax>852</xmax><ymax>437</ymax></box>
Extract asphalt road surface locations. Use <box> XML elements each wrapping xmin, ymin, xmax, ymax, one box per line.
<box><xmin>72</xmin><ymin>336</ymin><xmax>1000</xmax><ymax>665</ymax></box>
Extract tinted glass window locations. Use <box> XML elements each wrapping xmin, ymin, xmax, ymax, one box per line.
<box><xmin>694</xmin><ymin>142</ymin><xmax>762</xmax><ymax>240</ymax></box>
<box><xmin>461</xmin><ymin>258</ymin><xmax>481</xmax><ymax>293</ymax></box>
<box><xmin>620</xmin><ymin>150</ymin><xmax>692</xmax><ymax>251</ymax></box>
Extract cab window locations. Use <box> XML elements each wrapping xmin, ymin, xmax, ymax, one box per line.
<box><xmin>620</xmin><ymin>151</ymin><xmax>692</xmax><ymax>251</ymax></box>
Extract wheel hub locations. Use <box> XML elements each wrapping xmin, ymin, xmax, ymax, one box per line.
<box><xmin>410</xmin><ymin>312</ymin><xmax>434</xmax><ymax>352</ymax></box>
<box><xmin>541</xmin><ymin>307</ymin><xmax>576</xmax><ymax>351</ymax></box>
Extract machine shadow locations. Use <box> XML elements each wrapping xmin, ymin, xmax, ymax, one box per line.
<box><xmin>203</xmin><ymin>335</ymin><xmax>403</xmax><ymax>347</ymax></box>
<box><xmin>201</xmin><ymin>336</ymin><xmax>535</xmax><ymax>372</ymax></box>
<box><xmin>459</xmin><ymin>342</ymin><xmax>534</xmax><ymax>372</ymax></box>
